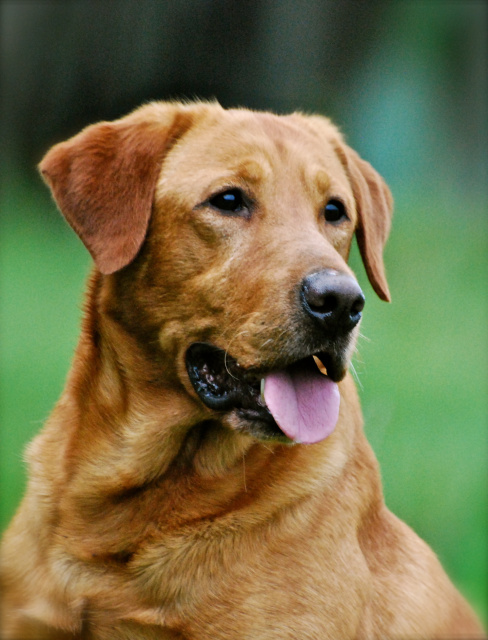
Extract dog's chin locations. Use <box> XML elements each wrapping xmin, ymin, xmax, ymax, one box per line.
<box><xmin>185</xmin><ymin>342</ymin><xmax>348</xmax><ymax>443</ymax></box>
<box><xmin>228</xmin><ymin>409</ymin><xmax>291</xmax><ymax>443</ymax></box>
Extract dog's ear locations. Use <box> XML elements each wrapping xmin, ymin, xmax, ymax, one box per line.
<box><xmin>335</xmin><ymin>142</ymin><xmax>393</xmax><ymax>302</ymax></box>
<box><xmin>39</xmin><ymin>103</ymin><xmax>198</xmax><ymax>274</ymax></box>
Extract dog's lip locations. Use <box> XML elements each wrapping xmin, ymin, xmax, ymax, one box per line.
<box><xmin>185</xmin><ymin>342</ymin><xmax>266</xmax><ymax>413</ymax></box>
<box><xmin>185</xmin><ymin>342</ymin><xmax>345</xmax><ymax>436</ymax></box>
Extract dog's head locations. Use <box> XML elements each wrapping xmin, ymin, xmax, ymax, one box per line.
<box><xmin>40</xmin><ymin>101</ymin><xmax>392</xmax><ymax>445</ymax></box>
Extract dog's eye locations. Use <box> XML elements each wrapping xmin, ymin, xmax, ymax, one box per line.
<box><xmin>209</xmin><ymin>189</ymin><xmax>247</xmax><ymax>215</ymax></box>
<box><xmin>324</xmin><ymin>200</ymin><xmax>348</xmax><ymax>224</ymax></box>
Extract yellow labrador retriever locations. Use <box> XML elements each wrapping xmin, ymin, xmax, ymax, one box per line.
<box><xmin>1</xmin><ymin>101</ymin><xmax>484</xmax><ymax>639</ymax></box>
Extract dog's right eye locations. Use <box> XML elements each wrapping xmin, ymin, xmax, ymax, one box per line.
<box><xmin>209</xmin><ymin>189</ymin><xmax>247</xmax><ymax>215</ymax></box>
<box><xmin>324</xmin><ymin>199</ymin><xmax>348</xmax><ymax>225</ymax></box>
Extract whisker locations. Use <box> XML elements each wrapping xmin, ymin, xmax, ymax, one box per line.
<box><xmin>223</xmin><ymin>327</ymin><xmax>252</xmax><ymax>378</ymax></box>
<box><xmin>224</xmin><ymin>349</ymin><xmax>239</xmax><ymax>380</ymax></box>
<box><xmin>260</xmin><ymin>443</ymin><xmax>274</xmax><ymax>453</ymax></box>
<box><xmin>349</xmin><ymin>361</ymin><xmax>363</xmax><ymax>390</ymax></box>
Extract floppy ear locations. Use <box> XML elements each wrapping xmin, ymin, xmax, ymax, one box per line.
<box><xmin>335</xmin><ymin>143</ymin><xmax>393</xmax><ymax>302</ymax></box>
<box><xmin>39</xmin><ymin>103</ymin><xmax>197</xmax><ymax>274</ymax></box>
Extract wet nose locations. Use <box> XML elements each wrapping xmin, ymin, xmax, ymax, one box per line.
<box><xmin>301</xmin><ymin>270</ymin><xmax>365</xmax><ymax>335</ymax></box>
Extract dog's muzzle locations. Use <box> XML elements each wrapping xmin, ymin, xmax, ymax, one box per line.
<box><xmin>185</xmin><ymin>270</ymin><xmax>363</xmax><ymax>444</ymax></box>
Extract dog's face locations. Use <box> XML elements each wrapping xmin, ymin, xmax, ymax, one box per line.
<box><xmin>40</xmin><ymin>102</ymin><xmax>392</xmax><ymax>444</ymax></box>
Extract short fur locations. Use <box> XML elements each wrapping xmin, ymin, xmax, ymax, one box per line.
<box><xmin>1</xmin><ymin>102</ymin><xmax>484</xmax><ymax>639</ymax></box>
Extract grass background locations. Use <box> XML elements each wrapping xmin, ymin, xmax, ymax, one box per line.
<box><xmin>1</xmin><ymin>173</ymin><xmax>487</xmax><ymax>626</ymax></box>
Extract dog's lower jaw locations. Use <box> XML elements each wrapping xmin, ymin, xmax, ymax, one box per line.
<box><xmin>232</xmin><ymin>410</ymin><xmax>293</xmax><ymax>443</ymax></box>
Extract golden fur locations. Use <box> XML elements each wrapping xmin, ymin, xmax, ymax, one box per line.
<box><xmin>0</xmin><ymin>102</ymin><xmax>484</xmax><ymax>639</ymax></box>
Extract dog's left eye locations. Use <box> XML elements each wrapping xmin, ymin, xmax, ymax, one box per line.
<box><xmin>209</xmin><ymin>189</ymin><xmax>247</xmax><ymax>215</ymax></box>
<box><xmin>324</xmin><ymin>200</ymin><xmax>348</xmax><ymax>224</ymax></box>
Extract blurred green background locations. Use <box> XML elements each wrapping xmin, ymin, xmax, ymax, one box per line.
<box><xmin>1</xmin><ymin>0</ymin><xmax>486</xmax><ymax>626</ymax></box>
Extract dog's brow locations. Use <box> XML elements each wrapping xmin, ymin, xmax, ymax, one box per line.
<box><xmin>314</xmin><ymin>169</ymin><xmax>330</xmax><ymax>195</ymax></box>
<box><xmin>237</xmin><ymin>158</ymin><xmax>271</xmax><ymax>184</ymax></box>
<box><xmin>302</xmin><ymin>167</ymin><xmax>331</xmax><ymax>198</ymax></box>
<box><xmin>314</xmin><ymin>170</ymin><xmax>331</xmax><ymax>194</ymax></box>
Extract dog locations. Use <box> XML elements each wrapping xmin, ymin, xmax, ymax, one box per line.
<box><xmin>1</xmin><ymin>101</ymin><xmax>484</xmax><ymax>639</ymax></box>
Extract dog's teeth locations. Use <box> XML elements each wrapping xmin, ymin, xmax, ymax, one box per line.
<box><xmin>260</xmin><ymin>378</ymin><xmax>266</xmax><ymax>404</ymax></box>
<box><xmin>312</xmin><ymin>355</ymin><xmax>328</xmax><ymax>376</ymax></box>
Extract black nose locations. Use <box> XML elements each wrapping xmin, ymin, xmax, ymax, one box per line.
<box><xmin>301</xmin><ymin>270</ymin><xmax>365</xmax><ymax>335</ymax></box>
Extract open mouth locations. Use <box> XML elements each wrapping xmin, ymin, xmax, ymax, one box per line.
<box><xmin>185</xmin><ymin>343</ymin><xmax>342</xmax><ymax>444</ymax></box>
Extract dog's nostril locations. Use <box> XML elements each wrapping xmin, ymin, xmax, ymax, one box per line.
<box><xmin>310</xmin><ymin>293</ymin><xmax>339</xmax><ymax>315</ymax></box>
<box><xmin>351</xmin><ymin>295</ymin><xmax>365</xmax><ymax>316</ymax></box>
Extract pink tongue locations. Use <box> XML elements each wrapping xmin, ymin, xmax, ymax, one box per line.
<box><xmin>263</xmin><ymin>363</ymin><xmax>340</xmax><ymax>444</ymax></box>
